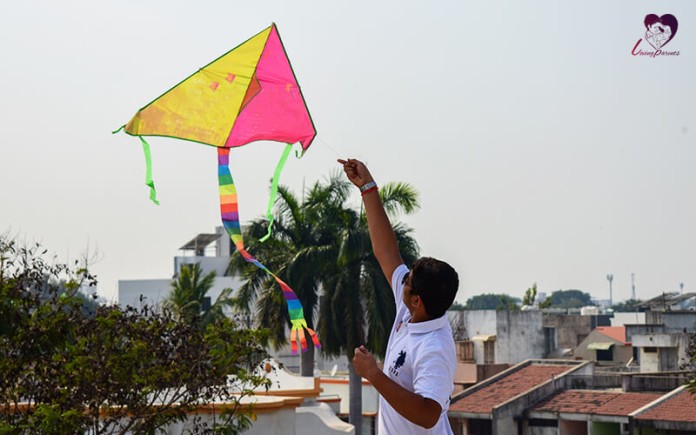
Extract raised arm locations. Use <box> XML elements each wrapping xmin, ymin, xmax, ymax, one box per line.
<box><xmin>338</xmin><ymin>159</ymin><xmax>402</xmax><ymax>281</ymax></box>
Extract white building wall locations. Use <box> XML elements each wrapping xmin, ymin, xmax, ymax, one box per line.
<box><xmin>461</xmin><ymin>310</ymin><xmax>497</xmax><ymax>338</ymax></box>
<box><xmin>496</xmin><ymin>311</ymin><xmax>545</xmax><ymax>364</ymax></box>
<box><xmin>118</xmin><ymin>276</ymin><xmax>242</xmax><ymax>310</ymax></box>
<box><xmin>639</xmin><ymin>348</ymin><xmax>659</xmax><ymax>372</ymax></box>
<box><xmin>611</xmin><ymin>312</ymin><xmax>646</xmax><ymax>326</ymax></box>
<box><xmin>320</xmin><ymin>378</ymin><xmax>379</xmax><ymax>415</ymax></box>
<box><xmin>296</xmin><ymin>403</ymin><xmax>354</xmax><ymax>434</ymax></box>
<box><xmin>175</xmin><ymin>256</ymin><xmax>230</xmax><ymax>277</ymax></box>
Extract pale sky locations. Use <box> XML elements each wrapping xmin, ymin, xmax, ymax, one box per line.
<box><xmin>1</xmin><ymin>0</ymin><xmax>694</xmax><ymax>304</ymax></box>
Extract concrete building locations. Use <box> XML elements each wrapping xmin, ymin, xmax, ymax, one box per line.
<box><xmin>448</xmin><ymin>359</ymin><xmax>696</xmax><ymax>435</ymax></box>
<box><xmin>626</xmin><ymin>310</ymin><xmax>696</xmax><ymax>373</ymax></box>
<box><xmin>529</xmin><ymin>390</ymin><xmax>663</xmax><ymax>435</ymax></box>
<box><xmin>632</xmin><ymin>386</ymin><xmax>696</xmax><ymax>434</ymax></box>
<box><xmin>636</xmin><ymin>293</ymin><xmax>696</xmax><ymax>313</ymax></box>
<box><xmin>574</xmin><ymin>326</ymin><xmax>632</xmax><ymax>366</ymax></box>
<box><xmin>141</xmin><ymin>359</ymin><xmax>355</xmax><ymax>435</ymax></box>
<box><xmin>610</xmin><ymin>312</ymin><xmax>647</xmax><ymax>327</ymax></box>
<box><xmin>542</xmin><ymin>312</ymin><xmax>613</xmax><ymax>358</ymax></box>
<box><xmin>448</xmin><ymin>360</ymin><xmax>593</xmax><ymax>435</ymax></box>
<box><xmin>449</xmin><ymin>310</ymin><xmax>546</xmax><ymax>365</ymax></box>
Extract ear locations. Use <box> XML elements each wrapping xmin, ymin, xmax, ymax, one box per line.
<box><xmin>410</xmin><ymin>293</ymin><xmax>423</xmax><ymax>308</ymax></box>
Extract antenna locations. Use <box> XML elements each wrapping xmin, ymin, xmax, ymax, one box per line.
<box><xmin>606</xmin><ymin>274</ymin><xmax>614</xmax><ymax>307</ymax></box>
<box><xmin>631</xmin><ymin>273</ymin><xmax>636</xmax><ymax>300</ymax></box>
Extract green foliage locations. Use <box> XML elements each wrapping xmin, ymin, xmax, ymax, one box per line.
<box><xmin>547</xmin><ymin>289</ymin><xmax>593</xmax><ymax>309</ymax></box>
<box><xmin>449</xmin><ymin>301</ymin><xmax>466</xmax><ymax>311</ymax></box>
<box><xmin>227</xmin><ymin>173</ymin><xmax>420</xmax><ymax>433</ymax></box>
<box><xmin>522</xmin><ymin>283</ymin><xmax>537</xmax><ymax>306</ymax></box>
<box><xmin>611</xmin><ymin>299</ymin><xmax>643</xmax><ymax>312</ymax></box>
<box><xmin>166</xmin><ymin>262</ymin><xmax>233</xmax><ymax>329</ymax></box>
<box><xmin>684</xmin><ymin>332</ymin><xmax>696</xmax><ymax>397</ymax></box>
<box><xmin>0</xmin><ymin>236</ymin><xmax>270</xmax><ymax>434</ymax></box>
<box><xmin>539</xmin><ymin>297</ymin><xmax>553</xmax><ymax>309</ymax></box>
<box><xmin>465</xmin><ymin>293</ymin><xmax>520</xmax><ymax>311</ymax></box>
<box><xmin>229</xmin><ymin>173</ymin><xmax>420</xmax><ymax>360</ymax></box>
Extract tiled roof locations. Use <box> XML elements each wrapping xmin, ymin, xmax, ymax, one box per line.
<box><xmin>532</xmin><ymin>390</ymin><xmax>662</xmax><ymax>416</ymax></box>
<box><xmin>599</xmin><ymin>392</ymin><xmax>662</xmax><ymax>415</ymax></box>
<box><xmin>635</xmin><ymin>389</ymin><xmax>696</xmax><ymax>422</ymax></box>
<box><xmin>449</xmin><ymin>364</ymin><xmax>575</xmax><ymax>414</ymax></box>
<box><xmin>595</xmin><ymin>326</ymin><xmax>627</xmax><ymax>344</ymax></box>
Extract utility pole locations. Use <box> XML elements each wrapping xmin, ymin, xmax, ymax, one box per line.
<box><xmin>680</xmin><ymin>282</ymin><xmax>684</xmax><ymax>294</ymax></box>
<box><xmin>606</xmin><ymin>274</ymin><xmax>614</xmax><ymax>307</ymax></box>
<box><xmin>631</xmin><ymin>273</ymin><xmax>636</xmax><ymax>301</ymax></box>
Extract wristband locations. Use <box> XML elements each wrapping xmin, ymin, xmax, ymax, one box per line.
<box><xmin>361</xmin><ymin>185</ymin><xmax>378</xmax><ymax>196</ymax></box>
<box><xmin>359</xmin><ymin>181</ymin><xmax>377</xmax><ymax>193</ymax></box>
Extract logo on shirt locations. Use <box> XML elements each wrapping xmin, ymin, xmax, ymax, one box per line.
<box><xmin>389</xmin><ymin>350</ymin><xmax>407</xmax><ymax>377</ymax></box>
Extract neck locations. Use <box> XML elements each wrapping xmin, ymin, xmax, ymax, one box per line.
<box><xmin>409</xmin><ymin>310</ymin><xmax>431</xmax><ymax>323</ymax></box>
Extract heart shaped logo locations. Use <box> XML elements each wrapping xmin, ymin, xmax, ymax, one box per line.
<box><xmin>644</xmin><ymin>14</ymin><xmax>678</xmax><ymax>49</ymax></box>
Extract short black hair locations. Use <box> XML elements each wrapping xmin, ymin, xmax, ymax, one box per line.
<box><xmin>409</xmin><ymin>257</ymin><xmax>459</xmax><ymax>319</ymax></box>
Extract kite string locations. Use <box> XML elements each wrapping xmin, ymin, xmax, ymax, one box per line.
<box><xmin>315</xmin><ymin>136</ymin><xmax>344</xmax><ymax>159</ymax></box>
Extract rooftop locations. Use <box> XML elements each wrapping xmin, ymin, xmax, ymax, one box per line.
<box><xmin>595</xmin><ymin>326</ymin><xmax>628</xmax><ymax>344</ymax></box>
<box><xmin>179</xmin><ymin>233</ymin><xmax>220</xmax><ymax>252</ymax></box>
<box><xmin>532</xmin><ymin>390</ymin><xmax>662</xmax><ymax>416</ymax></box>
<box><xmin>634</xmin><ymin>388</ymin><xmax>696</xmax><ymax>423</ymax></box>
<box><xmin>637</xmin><ymin>292</ymin><xmax>696</xmax><ymax>309</ymax></box>
<box><xmin>450</xmin><ymin>363</ymin><xmax>576</xmax><ymax>414</ymax></box>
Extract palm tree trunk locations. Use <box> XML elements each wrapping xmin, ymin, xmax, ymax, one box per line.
<box><xmin>348</xmin><ymin>359</ymin><xmax>363</xmax><ymax>435</ymax></box>
<box><xmin>300</xmin><ymin>340</ymin><xmax>315</xmax><ymax>377</ymax></box>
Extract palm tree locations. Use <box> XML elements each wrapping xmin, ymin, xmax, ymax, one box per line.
<box><xmin>228</xmin><ymin>175</ymin><xmax>420</xmax><ymax>435</ymax></box>
<box><xmin>228</xmin><ymin>172</ymin><xmax>351</xmax><ymax>376</ymax></box>
<box><xmin>166</xmin><ymin>262</ymin><xmax>232</xmax><ymax>329</ymax></box>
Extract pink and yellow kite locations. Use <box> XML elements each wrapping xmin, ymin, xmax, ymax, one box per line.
<box><xmin>114</xmin><ymin>23</ymin><xmax>319</xmax><ymax>353</ymax></box>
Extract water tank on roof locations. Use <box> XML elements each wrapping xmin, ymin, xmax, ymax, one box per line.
<box><xmin>581</xmin><ymin>306</ymin><xmax>599</xmax><ymax>316</ymax></box>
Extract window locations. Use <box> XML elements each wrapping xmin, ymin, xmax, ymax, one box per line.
<box><xmin>596</xmin><ymin>348</ymin><xmax>613</xmax><ymax>361</ymax></box>
<box><xmin>484</xmin><ymin>341</ymin><xmax>495</xmax><ymax>364</ymax></box>
<box><xmin>544</xmin><ymin>327</ymin><xmax>557</xmax><ymax>356</ymax></box>
<box><xmin>456</xmin><ymin>341</ymin><xmax>474</xmax><ymax>362</ymax></box>
<box><xmin>468</xmin><ymin>418</ymin><xmax>492</xmax><ymax>435</ymax></box>
<box><xmin>529</xmin><ymin>419</ymin><xmax>557</xmax><ymax>427</ymax></box>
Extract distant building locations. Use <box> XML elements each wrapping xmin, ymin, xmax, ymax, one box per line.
<box><xmin>542</xmin><ymin>312</ymin><xmax>612</xmax><ymax>358</ymax></box>
<box><xmin>574</xmin><ymin>326</ymin><xmax>632</xmax><ymax>366</ymax></box>
<box><xmin>448</xmin><ymin>310</ymin><xmax>546</xmax><ymax>365</ymax></box>
<box><xmin>627</xmin><ymin>312</ymin><xmax>695</xmax><ymax>373</ymax></box>
<box><xmin>118</xmin><ymin>228</ymin><xmax>242</xmax><ymax>310</ymax></box>
<box><xmin>448</xmin><ymin>359</ymin><xmax>696</xmax><ymax>435</ymax></box>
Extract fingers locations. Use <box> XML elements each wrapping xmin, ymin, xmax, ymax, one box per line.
<box><xmin>336</xmin><ymin>158</ymin><xmax>363</xmax><ymax>167</ymax></box>
<box><xmin>355</xmin><ymin>345</ymin><xmax>370</xmax><ymax>355</ymax></box>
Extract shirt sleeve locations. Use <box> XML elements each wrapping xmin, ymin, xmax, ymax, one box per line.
<box><xmin>390</xmin><ymin>264</ymin><xmax>409</xmax><ymax>313</ymax></box>
<box><xmin>412</xmin><ymin>339</ymin><xmax>455</xmax><ymax>411</ymax></box>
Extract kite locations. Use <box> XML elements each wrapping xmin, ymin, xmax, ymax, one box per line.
<box><xmin>114</xmin><ymin>23</ymin><xmax>319</xmax><ymax>353</ymax></box>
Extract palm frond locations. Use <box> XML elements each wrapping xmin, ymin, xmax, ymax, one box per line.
<box><xmin>379</xmin><ymin>182</ymin><xmax>420</xmax><ymax>219</ymax></box>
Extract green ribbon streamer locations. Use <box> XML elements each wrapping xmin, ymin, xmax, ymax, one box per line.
<box><xmin>139</xmin><ymin>136</ymin><xmax>160</xmax><ymax>205</ymax></box>
<box><xmin>259</xmin><ymin>143</ymin><xmax>293</xmax><ymax>242</ymax></box>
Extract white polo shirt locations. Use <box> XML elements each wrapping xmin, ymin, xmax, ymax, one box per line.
<box><xmin>377</xmin><ymin>264</ymin><xmax>455</xmax><ymax>435</ymax></box>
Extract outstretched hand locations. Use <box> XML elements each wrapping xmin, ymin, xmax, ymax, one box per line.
<box><xmin>337</xmin><ymin>159</ymin><xmax>374</xmax><ymax>189</ymax></box>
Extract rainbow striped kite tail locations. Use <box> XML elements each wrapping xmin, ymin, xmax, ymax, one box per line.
<box><xmin>289</xmin><ymin>319</ymin><xmax>321</xmax><ymax>354</ymax></box>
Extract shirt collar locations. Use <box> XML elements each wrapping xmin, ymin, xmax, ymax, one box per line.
<box><xmin>402</xmin><ymin>314</ymin><xmax>449</xmax><ymax>334</ymax></box>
